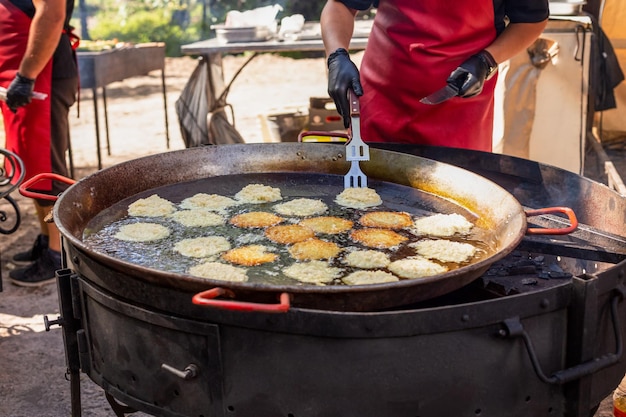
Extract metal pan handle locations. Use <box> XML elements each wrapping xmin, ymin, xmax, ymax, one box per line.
<box><xmin>525</xmin><ymin>207</ymin><xmax>578</xmax><ymax>235</ymax></box>
<box><xmin>192</xmin><ymin>287</ymin><xmax>291</xmax><ymax>313</ymax></box>
<box><xmin>19</xmin><ymin>173</ymin><xmax>76</xmax><ymax>201</ymax></box>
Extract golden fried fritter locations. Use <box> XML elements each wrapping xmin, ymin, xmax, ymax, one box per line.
<box><xmin>288</xmin><ymin>238</ymin><xmax>342</xmax><ymax>261</ymax></box>
<box><xmin>359</xmin><ymin>211</ymin><xmax>413</xmax><ymax>229</ymax></box>
<box><xmin>335</xmin><ymin>187</ymin><xmax>382</xmax><ymax>209</ymax></box>
<box><xmin>350</xmin><ymin>228</ymin><xmax>408</xmax><ymax>249</ymax></box>
<box><xmin>299</xmin><ymin>216</ymin><xmax>354</xmax><ymax>234</ymax></box>
<box><xmin>342</xmin><ymin>270</ymin><xmax>399</xmax><ymax>285</ymax></box>
<box><xmin>188</xmin><ymin>261</ymin><xmax>248</xmax><ymax>282</ymax></box>
<box><xmin>410</xmin><ymin>239</ymin><xmax>477</xmax><ymax>263</ymax></box>
<box><xmin>411</xmin><ymin>213</ymin><xmax>474</xmax><ymax>237</ymax></box>
<box><xmin>229</xmin><ymin>211</ymin><xmax>284</xmax><ymax>228</ymax></box>
<box><xmin>273</xmin><ymin>198</ymin><xmax>328</xmax><ymax>217</ymax></box>
<box><xmin>387</xmin><ymin>256</ymin><xmax>448</xmax><ymax>279</ymax></box>
<box><xmin>221</xmin><ymin>245</ymin><xmax>278</xmax><ymax>266</ymax></box>
<box><xmin>283</xmin><ymin>260</ymin><xmax>343</xmax><ymax>284</ymax></box>
<box><xmin>265</xmin><ymin>224</ymin><xmax>315</xmax><ymax>244</ymax></box>
<box><xmin>234</xmin><ymin>184</ymin><xmax>282</xmax><ymax>204</ymax></box>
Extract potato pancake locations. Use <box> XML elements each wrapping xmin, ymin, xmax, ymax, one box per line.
<box><xmin>350</xmin><ymin>228</ymin><xmax>408</xmax><ymax>249</ymax></box>
<box><xmin>410</xmin><ymin>239</ymin><xmax>477</xmax><ymax>263</ymax></box>
<box><xmin>235</xmin><ymin>184</ymin><xmax>282</xmax><ymax>204</ymax></box>
<box><xmin>359</xmin><ymin>211</ymin><xmax>413</xmax><ymax>229</ymax></box>
<box><xmin>180</xmin><ymin>193</ymin><xmax>239</xmax><ymax>212</ymax></box>
<box><xmin>128</xmin><ymin>194</ymin><xmax>176</xmax><ymax>217</ymax></box>
<box><xmin>189</xmin><ymin>261</ymin><xmax>248</xmax><ymax>282</ymax></box>
<box><xmin>265</xmin><ymin>224</ymin><xmax>315</xmax><ymax>244</ymax></box>
<box><xmin>343</xmin><ymin>249</ymin><xmax>391</xmax><ymax>269</ymax></box>
<box><xmin>283</xmin><ymin>260</ymin><xmax>343</xmax><ymax>284</ymax></box>
<box><xmin>388</xmin><ymin>256</ymin><xmax>448</xmax><ymax>279</ymax></box>
<box><xmin>411</xmin><ymin>213</ymin><xmax>474</xmax><ymax>237</ymax></box>
<box><xmin>273</xmin><ymin>198</ymin><xmax>328</xmax><ymax>217</ymax></box>
<box><xmin>174</xmin><ymin>236</ymin><xmax>231</xmax><ymax>258</ymax></box>
<box><xmin>169</xmin><ymin>210</ymin><xmax>225</xmax><ymax>227</ymax></box>
<box><xmin>114</xmin><ymin>223</ymin><xmax>171</xmax><ymax>242</ymax></box>
<box><xmin>335</xmin><ymin>187</ymin><xmax>382</xmax><ymax>209</ymax></box>
<box><xmin>230</xmin><ymin>212</ymin><xmax>284</xmax><ymax>228</ymax></box>
<box><xmin>221</xmin><ymin>245</ymin><xmax>278</xmax><ymax>266</ymax></box>
<box><xmin>342</xmin><ymin>270</ymin><xmax>399</xmax><ymax>285</ymax></box>
<box><xmin>299</xmin><ymin>216</ymin><xmax>353</xmax><ymax>234</ymax></box>
<box><xmin>288</xmin><ymin>238</ymin><xmax>342</xmax><ymax>261</ymax></box>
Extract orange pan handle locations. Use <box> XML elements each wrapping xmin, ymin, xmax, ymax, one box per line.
<box><xmin>192</xmin><ymin>287</ymin><xmax>291</xmax><ymax>313</ymax></box>
<box><xmin>19</xmin><ymin>173</ymin><xmax>76</xmax><ymax>201</ymax></box>
<box><xmin>525</xmin><ymin>207</ymin><xmax>578</xmax><ymax>235</ymax></box>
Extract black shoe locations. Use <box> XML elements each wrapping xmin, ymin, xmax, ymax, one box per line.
<box><xmin>9</xmin><ymin>249</ymin><xmax>61</xmax><ymax>287</ymax></box>
<box><xmin>12</xmin><ymin>234</ymin><xmax>49</xmax><ymax>263</ymax></box>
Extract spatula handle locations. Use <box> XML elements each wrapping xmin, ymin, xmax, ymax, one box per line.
<box><xmin>349</xmin><ymin>89</ymin><xmax>360</xmax><ymax>117</ymax></box>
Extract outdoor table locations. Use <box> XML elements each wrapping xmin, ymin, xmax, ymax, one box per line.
<box><xmin>179</xmin><ymin>22</ymin><xmax>369</xmax><ymax>145</ymax></box>
<box><xmin>77</xmin><ymin>42</ymin><xmax>170</xmax><ymax>171</ymax></box>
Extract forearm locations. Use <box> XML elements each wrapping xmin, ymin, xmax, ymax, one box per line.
<box><xmin>18</xmin><ymin>0</ymin><xmax>65</xmax><ymax>79</ymax></box>
<box><xmin>485</xmin><ymin>20</ymin><xmax>548</xmax><ymax>64</ymax></box>
<box><xmin>321</xmin><ymin>0</ymin><xmax>358</xmax><ymax>56</ymax></box>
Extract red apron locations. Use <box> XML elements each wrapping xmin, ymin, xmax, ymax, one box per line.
<box><xmin>0</xmin><ymin>0</ymin><xmax>54</xmax><ymax>191</ymax></box>
<box><xmin>360</xmin><ymin>0</ymin><xmax>498</xmax><ymax>151</ymax></box>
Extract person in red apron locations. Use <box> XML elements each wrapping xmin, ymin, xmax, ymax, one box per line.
<box><xmin>321</xmin><ymin>0</ymin><xmax>549</xmax><ymax>152</ymax></box>
<box><xmin>0</xmin><ymin>0</ymin><xmax>78</xmax><ymax>286</ymax></box>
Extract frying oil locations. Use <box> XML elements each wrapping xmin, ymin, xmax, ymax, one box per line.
<box><xmin>82</xmin><ymin>173</ymin><xmax>496</xmax><ymax>286</ymax></box>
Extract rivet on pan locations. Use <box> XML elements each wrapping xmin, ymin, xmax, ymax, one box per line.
<box><xmin>461</xmin><ymin>314</ymin><xmax>470</xmax><ymax>322</ymax></box>
<box><xmin>72</xmin><ymin>256</ymin><xmax>80</xmax><ymax>265</ymax></box>
<box><xmin>540</xmin><ymin>298</ymin><xmax>550</xmax><ymax>308</ymax></box>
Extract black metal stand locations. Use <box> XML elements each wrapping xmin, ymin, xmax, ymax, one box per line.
<box><xmin>0</xmin><ymin>149</ymin><xmax>25</xmax><ymax>291</ymax></box>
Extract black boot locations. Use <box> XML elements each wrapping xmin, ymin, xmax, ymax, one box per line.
<box><xmin>12</xmin><ymin>234</ymin><xmax>49</xmax><ymax>263</ymax></box>
<box><xmin>9</xmin><ymin>248</ymin><xmax>61</xmax><ymax>287</ymax></box>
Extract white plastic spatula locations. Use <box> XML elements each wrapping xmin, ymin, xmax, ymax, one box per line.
<box><xmin>344</xmin><ymin>89</ymin><xmax>370</xmax><ymax>188</ymax></box>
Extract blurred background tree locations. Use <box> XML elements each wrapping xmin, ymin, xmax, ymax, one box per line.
<box><xmin>73</xmin><ymin>0</ymin><xmax>328</xmax><ymax>56</ymax></box>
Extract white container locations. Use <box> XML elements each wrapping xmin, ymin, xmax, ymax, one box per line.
<box><xmin>212</xmin><ymin>25</ymin><xmax>273</xmax><ymax>43</ymax></box>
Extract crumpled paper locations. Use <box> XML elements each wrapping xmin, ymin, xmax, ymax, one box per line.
<box><xmin>225</xmin><ymin>4</ymin><xmax>283</xmax><ymax>32</ymax></box>
<box><xmin>278</xmin><ymin>14</ymin><xmax>305</xmax><ymax>37</ymax></box>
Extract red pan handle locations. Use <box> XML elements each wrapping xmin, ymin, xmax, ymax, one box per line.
<box><xmin>525</xmin><ymin>207</ymin><xmax>578</xmax><ymax>235</ymax></box>
<box><xmin>19</xmin><ymin>173</ymin><xmax>76</xmax><ymax>201</ymax></box>
<box><xmin>192</xmin><ymin>287</ymin><xmax>291</xmax><ymax>313</ymax></box>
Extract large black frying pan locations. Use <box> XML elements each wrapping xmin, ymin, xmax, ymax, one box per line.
<box><xmin>21</xmin><ymin>143</ymin><xmax>576</xmax><ymax>312</ymax></box>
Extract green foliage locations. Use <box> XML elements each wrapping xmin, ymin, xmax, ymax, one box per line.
<box><xmin>80</xmin><ymin>0</ymin><xmax>331</xmax><ymax>57</ymax></box>
<box><xmin>89</xmin><ymin>8</ymin><xmax>194</xmax><ymax>56</ymax></box>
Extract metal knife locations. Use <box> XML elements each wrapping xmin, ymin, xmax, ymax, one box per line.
<box><xmin>419</xmin><ymin>84</ymin><xmax>459</xmax><ymax>105</ymax></box>
<box><xmin>0</xmin><ymin>86</ymin><xmax>48</xmax><ymax>102</ymax></box>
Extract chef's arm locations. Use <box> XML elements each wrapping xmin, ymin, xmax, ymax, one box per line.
<box><xmin>19</xmin><ymin>0</ymin><xmax>65</xmax><ymax>79</ymax></box>
<box><xmin>321</xmin><ymin>0</ymin><xmax>358</xmax><ymax>56</ymax></box>
<box><xmin>321</xmin><ymin>0</ymin><xmax>362</xmax><ymax>128</ymax></box>
<box><xmin>5</xmin><ymin>0</ymin><xmax>64</xmax><ymax>112</ymax></box>
<box><xmin>484</xmin><ymin>20</ymin><xmax>549</xmax><ymax>64</ymax></box>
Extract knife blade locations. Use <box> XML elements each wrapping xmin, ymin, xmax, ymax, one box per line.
<box><xmin>419</xmin><ymin>84</ymin><xmax>459</xmax><ymax>105</ymax></box>
<box><xmin>0</xmin><ymin>86</ymin><xmax>48</xmax><ymax>102</ymax></box>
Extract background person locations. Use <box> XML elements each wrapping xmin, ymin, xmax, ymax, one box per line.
<box><xmin>321</xmin><ymin>0</ymin><xmax>549</xmax><ymax>152</ymax></box>
<box><xmin>0</xmin><ymin>0</ymin><xmax>78</xmax><ymax>286</ymax></box>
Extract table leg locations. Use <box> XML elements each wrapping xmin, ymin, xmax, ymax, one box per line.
<box><xmin>102</xmin><ymin>87</ymin><xmax>111</xmax><ymax>156</ymax></box>
<box><xmin>161</xmin><ymin>68</ymin><xmax>170</xmax><ymax>149</ymax></box>
<box><xmin>91</xmin><ymin>87</ymin><xmax>102</xmax><ymax>170</ymax></box>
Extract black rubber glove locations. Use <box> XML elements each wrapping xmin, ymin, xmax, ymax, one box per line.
<box><xmin>327</xmin><ymin>48</ymin><xmax>363</xmax><ymax>128</ymax></box>
<box><xmin>6</xmin><ymin>73</ymin><xmax>35</xmax><ymax>113</ymax></box>
<box><xmin>446</xmin><ymin>50</ymin><xmax>498</xmax><ymax>98</ymax></box>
